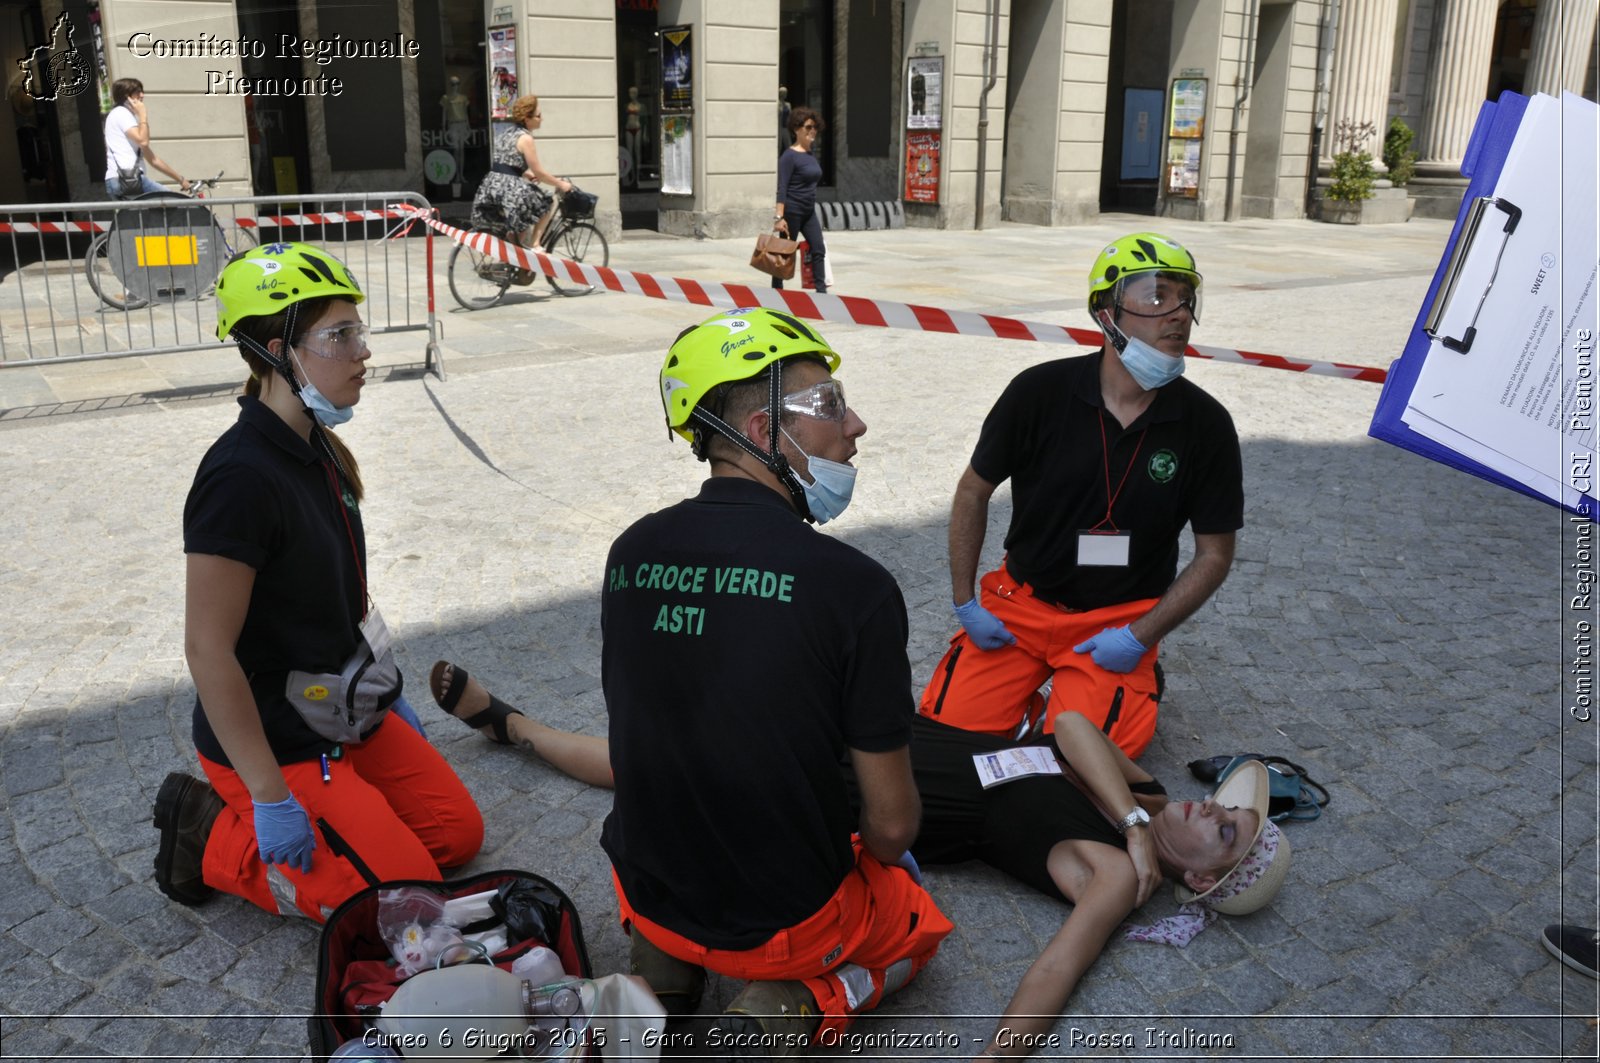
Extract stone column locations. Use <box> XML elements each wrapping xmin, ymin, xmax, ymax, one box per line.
<box><xmin>1322</xmin><ymin>0</ymin><xmax>1400</xmax><ymax>171</ymax></box>
<box><xmin>1414</xmin><ymin>0</ymin><xmax>1496</xmax><ymax>176</ymax></box>
<box><xmin>1525</xmin><ymin>0</ymin><xmax>1599</xmax><ymax>96</ymax></box>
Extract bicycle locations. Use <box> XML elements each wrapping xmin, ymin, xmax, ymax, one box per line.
<box><xmin>84</xmin><ymin>171</ymin><xmax>257</xmax><ymax>311</ymax></box>
<box><xmin>447</xmin><ymin>184</ymin><xmax>609</xmax><ymax>310</ymax></box>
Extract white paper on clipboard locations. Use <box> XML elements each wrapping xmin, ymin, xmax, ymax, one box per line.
<box><xmin>1402</xmin><ymin>92</ymin><xmax>1598</xmax><ymax>490</ymax></box>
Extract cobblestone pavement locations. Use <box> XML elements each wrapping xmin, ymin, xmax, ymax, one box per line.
<box><xmin>0</xmin><ymin>214</ymin><xmax>1595</xmax><ymax>1061</ymax></box>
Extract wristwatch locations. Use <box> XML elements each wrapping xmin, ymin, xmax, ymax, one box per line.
<box><xmin>1114</xmin><ymin>807</ymin><xmax>1150</xmax><ymax>834</ymax></box>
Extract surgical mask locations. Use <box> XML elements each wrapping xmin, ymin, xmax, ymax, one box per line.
<box><xmin>289</xmin><ymin>345</ymin><xmax>354</xmax><ymax>426</ymax></box>
<box><xmin>782</xmin><ymin>428</ymin><xmax>857</xmax><ymax>524</ymax></box>
<box><xmin>1116</xmin><ymin>336</ymin><xmax>1186</xmax><ymax>391</ymax></box>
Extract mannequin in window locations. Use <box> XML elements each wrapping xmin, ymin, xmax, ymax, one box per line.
<box><xmin>622</xmin><ymin>86</ymin><xmax>647</xmax><ymax>188</ymax></box>
<box><xmin>441</xmin><ymin>76</ymin><xmax>471</xmax><ymax>182</ymax></box>
<box><xmin>778</xmin><ymin>85</ymin><xmax>792</xmax><ymax>149</ymax></box>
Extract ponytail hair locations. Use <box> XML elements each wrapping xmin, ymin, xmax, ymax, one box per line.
<box><xmin>233</xmin><ymin>296</ymin><xmax>365</xmax><ymax>503</ymax></box>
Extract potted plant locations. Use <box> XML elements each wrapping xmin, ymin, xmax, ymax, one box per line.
<box><xmin>1383</xmin><ymin>116</ymin><xmax>1417</xmax><ymax>187</ymax></box>
<box><xmin>1319</xmin><ymin>118</ymin><xmax>1378</xmax><ymax>222</ymax></box>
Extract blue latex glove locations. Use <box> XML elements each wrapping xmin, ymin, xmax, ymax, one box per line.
<box><xmin>1073</xmin><ymin>625</ymin><xmax>1147</xmax><ymax>674</ymax></box>
<box><xmin>894</xmin><ymin>850</ymin><xmax>923</xmax><ymax>885</ymax></box>
<box><xmin>389</xmin><ymin>695</ymin><xmax>426</xmax><ymax>738</ymax></box>
<box><xmin>953</xmin><ymin>598</ymin><xmax>1017</xmax><ymax>650</ymax></box>
<box><xmin>253</xmin><ymin>794</ymin><xmax>316</xmax><ymax>873</ymax></box>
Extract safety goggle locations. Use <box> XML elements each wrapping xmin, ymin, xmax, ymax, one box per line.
<box><xmin>779</xmin><ymin>379</ymin><xmax>848</xmax><ymax>422</ymax></box>
<box><xmin>1115</xmin><ymin>273</ymin><xmax>1202</xmax><ymax>324</ymax></box>
<box><xmin>300</xmin><ymin>323</ymin><xmax>371</xmax><ymax>361</ymax></box>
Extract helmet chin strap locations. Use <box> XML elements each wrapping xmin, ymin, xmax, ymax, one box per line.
<box><xmin>687</xmin><ymin>360</ymin><xmax>813</xmax><ymax>521</ymax></box>
<box><xmin>1096</xmin><ymin>306</ymin><xmax>1132</xmax><ymax>355</ymax></box>
<box><xmin>228</xmin><ymin>303</ymin><xmax>353</xmax><ymax>486</ymax></box>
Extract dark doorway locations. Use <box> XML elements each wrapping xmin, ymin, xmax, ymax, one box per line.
<box><xmin>417</xmin><ymin>0</ymin><xmax>488</xmax><ymax>207</ymax></box>
<box><xmin>1487</xmin><ymin>0</ymin><xmax>1537</xmax><ymax>98</ymax></box>
<box><xmin>779</xmin><ymin>0</ymin><xmax>833</xmax><ymax>185</ymax></box>
<box><xmin>1099</xmin><ymin>0</ymin><xmax>1172</xmax><ymax>215</ymax></box>
<box><xmin>236</xmin><ymin>0</ymin><xmax>311</xmax><ymax>196</ymax></box>
<box><xmin>616</xmin><ymin>1</ymin><xmax>660</xmax><ymax>230</ymax></box>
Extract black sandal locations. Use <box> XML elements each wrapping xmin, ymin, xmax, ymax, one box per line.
<box><xmin>429</xmin><ymin>661</ymin><xmax>523</xmax><ymax>746</ymax></box>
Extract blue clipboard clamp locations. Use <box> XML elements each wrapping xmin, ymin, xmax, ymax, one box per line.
<box><xmin>1368</xmin><ymin>91</ymin><xmax>1595</xmax><ymax>517</ymax></box>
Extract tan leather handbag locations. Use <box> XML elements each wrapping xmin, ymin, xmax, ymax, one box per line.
<box><xmin>750</xmin><ymin>229</ymin><xmax>799</xmax><ymax>279</ymax></box>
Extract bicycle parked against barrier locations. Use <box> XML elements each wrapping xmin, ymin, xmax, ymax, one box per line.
<box><xmin>447</xmin><ymin>184</ymin><xmax>609</xmax><ymax>310</ymax></box>
<box><xmin>84</xmin><ymin>171</ymin><xmax>256</xmax><ymax>311</ymax></box>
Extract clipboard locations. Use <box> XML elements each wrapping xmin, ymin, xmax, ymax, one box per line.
<box><xmin>1368</xmin><ymin>91</ymin><xmax>1597</xmax><ymax>517</ymax></box>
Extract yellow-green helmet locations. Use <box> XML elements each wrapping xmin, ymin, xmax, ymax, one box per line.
<box><xmin>1087</xmin><ymin>232</ymin><xmax>1201</xmax><ymax>312</ymax></box>
<box><xmin>215</xmin><ymin>242</ymin><xmax>364</xmax><ymax>341</ymax></box>
<box><xmin>660</xmin><ymin>307</ymin><xmax>840</xmax><ymax>441</ymax></box>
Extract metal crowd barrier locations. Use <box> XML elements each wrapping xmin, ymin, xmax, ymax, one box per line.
<box><xmin>0</xmin><ymin>190</ymin><xmax>443</xmax><ymax>377</ymax></box>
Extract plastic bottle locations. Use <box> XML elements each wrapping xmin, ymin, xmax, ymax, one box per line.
<box><xmin>510</xmin><ymin>945</ymin><xmax>565</xmax><ymax>984</ymax></box>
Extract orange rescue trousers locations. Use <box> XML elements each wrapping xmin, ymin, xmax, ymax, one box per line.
<box><xmin>614</xmin><ymin>842</ymin><xmax>953</xmax><ymax>1039</ymax></box>
<box><xmin>919</xmin><ymin>566</ymin><xmax>1162</xmax><ymax>758</ymax></box>
<box><xmin>199</xmin><ymin>712</ymin><xmax>483</xmax><ymax>921</ymax></box>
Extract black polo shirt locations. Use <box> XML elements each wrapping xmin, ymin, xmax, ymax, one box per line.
<box><xmin>599</xmin><ymin>477</ymin><xmax>914</xmax><ymax>951</ymax></box>
<box><xmin>971</xmin><ymin>353</ymin><xmax>1243</xmax><ymax>610</ymax></box>
<box><xmin>183</xmin><ymin>397</ymin><xmax>377</xmax><ymax>767</ymax></box>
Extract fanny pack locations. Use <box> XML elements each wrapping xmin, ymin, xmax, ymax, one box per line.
<box><xmin>285</xmin><ymin>607</ymin><xmax>401</xmax><ymax>745</ymax></box>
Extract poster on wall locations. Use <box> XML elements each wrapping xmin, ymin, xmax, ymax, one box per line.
<box><xmin>1168</xmin><ymin>77</ymin><xmax>1207</xmax><ymax>138</ymax></box>
<box><xmin>488</xmin><ymin>25</ymin><xmax>517</xmax><ymax>120</ymax></box>
<box><xmin>661</xmin><ymin>113</ymin><xmax>693</xmax><ymax>195</ymax></box>
<box><xmin>661</xmin><ymin>26</ymin><xmax>692</xmax><ymax>110</ymax></box>
<box><xmin>904</xmin><ymin>130</ymin><xmax>941</xmax><ymax>203</ymax></box>
<box><xmin>1166</xmin><ymin>138</ymin><xmax>1201</xmax><ymax>198</ymax></box>
<box><xmin>907</xmin><ymin>56</ymin><xmax>943</xmax><ymax>130</ymax></box>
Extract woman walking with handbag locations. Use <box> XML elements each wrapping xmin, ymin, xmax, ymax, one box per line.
<box><xmin>151</xmin><ymin>242</ymin><xmax>483</xmax><ymax>922</ymax></box>
<box><xmin>772</xmin><ymin>106</ymin><xmax>828</xmax><ymax>293</ymax></box>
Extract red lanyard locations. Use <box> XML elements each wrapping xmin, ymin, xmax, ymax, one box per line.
<box><xmin>322</xmin><ymin>461</ymin><xmax>370</xmax><ymax>618</ymax></box>
<box><xmin>1091</xmin><ymin>409</ymin><xmax>1147</xmax><ymax>532</ymax></box>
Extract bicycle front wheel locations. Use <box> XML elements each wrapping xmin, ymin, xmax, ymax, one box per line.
<box><xmin>83</xmin><ymin>231</ymin><xmax>148</xmax><ymax>311</ymax></box>
<box><xmin>448</xmin><ymin>232</ymin><xmax>514</xmax><ymax>310</ymax></box>
<box><xmin>545</xmin><ymin>222</ymin><xmax>608</xmax><ymax>296</ymax></box>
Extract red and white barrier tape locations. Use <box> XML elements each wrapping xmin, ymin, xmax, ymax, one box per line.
<box><xmin>405</xmin><ymin>208</ymin><xmax>1388</xmax><ymax>385</ymax></box>
<box><xmin>241</xmin><ymin>208</ymin><xmax>419</xmax><ymax>229</ymax></box>
<box><xmin>0</xmin><ymin>219</ymin><xmax>108</xmax><ymax>234</ymax></box>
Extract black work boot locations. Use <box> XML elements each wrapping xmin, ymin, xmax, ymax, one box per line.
<box><xmin>628</xmin><ymin>927</ymin><xmax>706</xmax><ymax>1017</ymax></box>
<box><xmin>715</xmin><ymin>979</ymin><xmax>820</xmax><ymax>1057</ymax></box>
<box><xmin>153</xmin><ymin>772</ymin><xmax>223</xmax><ymax>906</ymax></box>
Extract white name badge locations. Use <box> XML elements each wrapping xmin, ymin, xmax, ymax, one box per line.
<box><xmin>1077</xmin><ymin>530</ymin><xmax>1131</xmax><ymax>567</ymax></box>
<box><xmin>360</xmin><ymin>606</ymin><xmax>392</xmax><ymax>659</ymax></box>
<box><xmin>972</xmin><ymin>746</ymin><xmax>1063</xmax><ymax>789</ymax></box>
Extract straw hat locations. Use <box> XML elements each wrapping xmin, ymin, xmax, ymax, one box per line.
<box><xmin>1173</xmin><ymin>759</ymin><xmax>1291</xmax><ymax>915</ymax></box>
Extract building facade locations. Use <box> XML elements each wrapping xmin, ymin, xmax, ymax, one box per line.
<box><xmin>4</xmin><ymin>0</ymin><xmax>1596</xmax><ymax>230</ymax></box>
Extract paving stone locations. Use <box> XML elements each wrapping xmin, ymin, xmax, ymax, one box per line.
<box><xmin>0</xmin><ymin>217</ymin><xmax>1588</xmax><ymax>1058</ymax></box>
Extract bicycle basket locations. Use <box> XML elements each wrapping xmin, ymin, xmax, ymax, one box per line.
<box><xmin>562</xmin><ymin>189</ymin><xmax>598</xmax><ymax>219</ymax></box>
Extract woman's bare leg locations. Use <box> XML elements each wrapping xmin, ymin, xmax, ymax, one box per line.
<box><xmin>432</xmin><ymin>663</ymin><xmax>613</xmax><ymax>788</ymax></box>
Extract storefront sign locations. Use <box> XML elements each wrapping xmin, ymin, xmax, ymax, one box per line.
<box><xmin>488</xmin><ymin>25</ymin><xmax>517</xmax><ymax>120</ymax></box>
<box><xmin>907</xmin><ymin>56</ymin><xmax>942</xmax><ymax>131</ymax></box>
<box><xmin>660</xmin><ymin>112</ymin><xmax>692</xmax><ymax>195</ymax></box>
<box><xmin>903</xmin><ymin>130</ymin><xmax>940</xmax><ymax>203</ymax></box>
<box><xmin>1168</xmin><ymin>77</ymin><xmax>1207</xmax><ymax>139</ymax></box>
<box><xmin>1166</xmin><ymin>138</ymin><xmax>1201</xmax><ymax>198</ymax></box>
<box><xmin>661</xmin><ymin>26</ymin><xmax>692</xmax><ymax>109</ymax></box>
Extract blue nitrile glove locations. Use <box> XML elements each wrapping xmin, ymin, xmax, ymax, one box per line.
<box><xmin>895</xmin><ymin>850</ymin><xmax>923</xmax><ymax>885</ymax></box>
<box><xmin>389</xmin><ymin>695</ymin><xmax>426</xmax><ymax>738</ymax></box>
<box><xmin>953</xmin><ymin>598</ymin><xmax>1017</xmax><ymax>650</ymax></box>
<box><xmin>253</xmin><ymin>794</ymin><xmax>316</xmax><ymax>873</ymax></box>
<box><xmin>1073</xmin><ymin>625</ymin><xmax>1147</xmax><ymax>674</ymax></box>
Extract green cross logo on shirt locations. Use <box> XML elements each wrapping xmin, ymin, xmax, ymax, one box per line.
<box><xmin>1148</xmin><ymin>449</ymin><xmax>1178</xmax><ymax>483</ymax></box>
